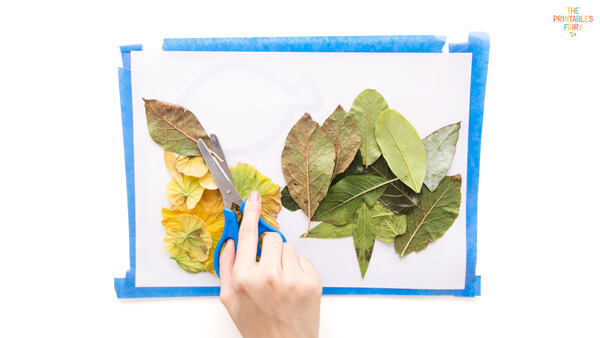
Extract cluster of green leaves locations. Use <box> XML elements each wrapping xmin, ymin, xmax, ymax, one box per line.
<box><xmin>282</xmin><ymin>89</ymin><xmax>463</xmax><ymax>278</ymax></box>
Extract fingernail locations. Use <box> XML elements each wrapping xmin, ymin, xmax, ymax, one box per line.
<box><xmin>249</xmin><ymin>190</ymin><xmax>260</xmax><ymax>201</ymax></box>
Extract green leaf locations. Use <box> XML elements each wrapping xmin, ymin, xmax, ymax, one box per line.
<box><xmin>322</xmin><ymin>105</ymin><xmax>361</xmax><ymax>176</ymax></box>
<box><xmin>375</xmin><ymin>109</ymin><xmax>427</xmax><ymax>193</ymax></box>
<box><xmin>282</xmin><ymin>113</ymin><xmax>336</xmax><ymax>234</ymax></box>
<box><xmin>394</xmin><ymin>175</ymin><xmax>462</xmax><ymax>258</ymax></box>
<box><xmin>364</xmin><ymin>157</ymin><xmax>421</xmax><ymax>214</ymax></box>
<box><xmin>143</xmin><ymin>99</ymin><xmax>211</xmax><ymax>156</ymax></box>
<box><xmin>370</xmin><ymin>203</ymin><xmax>407</xmax><ymax>243</ymax></box>
<box><xmin>314</xmin><ymin>175</ymin><xmax>389</xmax><ymax>225</ymax></box>
<box><xmin>305</xmin><ymin>222</ymin><xmax>354</xmax><ymax>239</ymax></box>
<box><xmin>281</xmin><ymin>186</ymin><xmax>300</xmax><ymax>211</ymax></box>
<box><xmin>331</xmin><ymin>152</ymin><xmax>365</xmax><ymax>185</ymax></box>
<box><xmin>354</xmin><ymin>203</ymin><xmax>375</xmax><ymax>279</ymax></box>
<box><xmin>348</xmin><ymin>89</ymin><xmax>389</xmax><ymax>167</ymax></box>
<box><xmin>423</xmin><ymin>122</ymin><xmax>461</xmax><ymax>192</ymax></box>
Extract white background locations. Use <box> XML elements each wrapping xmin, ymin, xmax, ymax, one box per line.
<box><xmin>131</xmin><ymin>51</ymin><xmax>471</xmax><ymax>289</ymax></box>
<box><xmin>1</xmin><ymin>1</ymin><xmax>599</xmax><ymax>337</ymax></box>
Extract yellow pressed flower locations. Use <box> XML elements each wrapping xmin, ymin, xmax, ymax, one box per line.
<box><xmin>176</xmin><ymin>155</ymin><xmax>208</xmax><ymax>178</ymax></box>
<box><xmin>161</xmin><ymin>189</ymin><xmax>225</xmax><ymax>276</ymax></box>
<box><xmin>229</xmin><ymin>163</ymin><xmax>282</xmax><ymax>228</ymax></box>
<box><xmin>166</xmin><ymin>175</ymin><xmax>204</xmax><ymax>209</ymax></box>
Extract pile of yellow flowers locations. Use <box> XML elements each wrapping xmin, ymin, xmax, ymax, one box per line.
<box><xmin>160</xmin><ymin>151</ymin><xmax>282</xmax><ymax>276</ymax></box>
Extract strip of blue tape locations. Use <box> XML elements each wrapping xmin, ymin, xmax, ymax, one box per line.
<box><xmin>115</xmin><ymin>34</ymin><xmax>487</xmax><ymax>298</ymax></box>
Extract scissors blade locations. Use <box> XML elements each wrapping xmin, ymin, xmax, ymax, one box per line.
<box><xmin>197</xmin><ymin>138</ymin><xmax>243</xmax><ymax>208</ymax></box>
<box><xmin>209</xmin><ymin>134</ymin><xmax>233</xmax><ymax>182</ymax></box>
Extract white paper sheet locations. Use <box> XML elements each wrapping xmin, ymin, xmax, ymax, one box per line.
<box><xmin>131</xmin><ymin>51</ymin><xmax>472</xmax><ymax>289</ymax></box>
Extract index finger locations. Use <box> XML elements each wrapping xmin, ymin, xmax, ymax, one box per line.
<box><xmin>234</xmin><ymin>191</ymin><xmax>261</xmax><ymax>267</ymax></box>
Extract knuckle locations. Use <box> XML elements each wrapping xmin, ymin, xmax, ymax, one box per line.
<box><xmin>219</xmin><ymin>291</ymin><xmax>232</xmax><ymax>307</ymax></box>
<box><xmin>232</xmin><ymin>271</ymin><xmax>252</xmax><ymax>293</ymax></box>
<box><xmin>263</xmin><ymin>232</ymin><xmax>283</xmax><ymax>245</ymax></box>
<box><xmin>244</xmin><ymin>200</ymin><xmax>262</xmax><ymax>214</ymax></box>
<box><xmin>261</xmin><ymin>267</ymin><xmax>280</xmax><ymax>288</ymax></box>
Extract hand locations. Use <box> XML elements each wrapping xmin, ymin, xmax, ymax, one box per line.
<box><xmin>219</xmin><ymin>190</ymin><xmax>322</xmax><ymax>338</ymax></box>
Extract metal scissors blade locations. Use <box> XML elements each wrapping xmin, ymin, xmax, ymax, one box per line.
<box><xmin>197</xmin><ymin>137</ymin><xmax>243</xmax><ymax>209</ymax></box>
<box><xmin>209</xmin><ymin>134</ymin><xmax>233</xmax><ymax>182</ymax></box>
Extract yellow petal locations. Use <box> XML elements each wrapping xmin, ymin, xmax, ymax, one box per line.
<box><xmin>176</xmin><ymin>155</ymin><xmax>208</xmax><ymax>178</ymax></box>
<box><xmin>229</xmin><ymin>163</ymin><xmax>282</xmax><ymax>228</ymax></box>
<box><xmin>164</xmin><ymin>150</ymin><xmax>183</xmax><ymax>186</ymax></box>
<box><xmin>198</xmin><ymin>172</ymin><xmax>218</xmax><ymax>190</ymax></box>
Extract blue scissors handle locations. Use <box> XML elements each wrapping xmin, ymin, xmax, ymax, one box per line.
<box><xmin>213</xmin><ymin>200</ymin><xmax>287</xmax><ymax>277</ymax></box>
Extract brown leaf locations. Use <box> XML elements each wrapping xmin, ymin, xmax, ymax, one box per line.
<box><xmin>143</xmin><ymin>99</ymin><xmax>211</xmax><ymax>156</ymax></box>
<box><xmin>281</xmin><ymin>113</ymin><xmax>336</xmax><ymax>234</ymax></box>
<box><xmin>322</xmin><ymin>105</ymin><xmax>361</xmax><ymax>177</ymax></box>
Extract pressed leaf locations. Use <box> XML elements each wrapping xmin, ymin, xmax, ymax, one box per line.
<box><xmin>164</xmin><ymin>150</ymin><xmax>183</xmax><ymax>186</ymax></box>
<box><xmin>166</xmin><ymin>175</ymin><xmax>204</xmax><ymax>209</ymax></box>
<box><xmin>281</xmin><ymin>186</ymin><xmax>300</xmax><ymax>212</ymax></box>
<box><xmin>370</xmin><ymin>203</ymin><xmax>407</xmax><ymax>243</ymax></box>
<box><xmin>364</xmin><ymin>157</ymin><xmax>421</xmax><ymax>214</ymax></box>
<box><xmin>331</xmin><ymin>152</ymin><xmax>365</xmax><ymax>185</ymax></box>
<box><xmin>144</xmin><ymin>99</ymin><xmax>211</xmax><ymax>156</ymax></box>
<box><xmin>171</xmin><ymin>252</ymin><xmax>207</xmax><ymax>273</ymax></box>
<box><xmin>423</xmin><ymin>122</ymin><xmax>461</xmax><ymax>192</ymax></box>
<box><xmin>375</xmin><ymin>109</ymin><xmax>427</xmax><ymax>193</ymax></box>
<box><xmin>353</xmin><ymin>203</ymin><xmax>375</xmax><ymax>279</ymax></box>
<box><xmin>198</xmin><ymin>172</ymin><xmax>218</xmax><ymax>190</ymax></box>
<box><xmin>314</xmin><ymin>175</ymin><xmax>388</xmax><ymax>225</ymax></box>
<box><xmin>230</xmin><ymin>163</ymin><xmax>282</xmax><ymax>228</ymax></box>
<box><xmin>394</xmin><ymin>175</ymin><xmax>462</xmax><ymax>258</ymax></box>
<box><xmin>164</xmin><ymin>214</ymin><xmax>212</xmax><ymax>262</ymax></box>
<box><xmin>305</xmin><ymin>222</ymin><xmax>354</xmax><ymax>239</ymax></box>
<box><xmin>348</xmin><ymin>89</ymin><xmax>389</xmax><ymax>167</ymax></box>
<box><xmin>281</xmin><ymin>113</ymin><xmax>336</xmax><ymax>233</ymax></box>
<box><xmin>322</xmin><ymin>105</ymin><xmax>361</xmax><ymax>176</ymax></box>
<box><xmin>175</xmin><ymin>155</ymin><xmax>209</xmax><ymax>178</ymax></box>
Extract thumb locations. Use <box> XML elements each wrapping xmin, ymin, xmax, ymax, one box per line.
<box><xmin>219</xmin><ymin>239</ymin><xmax>236</xmax><ymax>307</ymax></box>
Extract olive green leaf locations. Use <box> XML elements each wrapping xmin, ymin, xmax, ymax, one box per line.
<box><xmin>364</xmin><ymin>157</ymin><xmax>421</xmax><ymax>214</ymax></box>
<box><xmin>282</xmin><ymin>113</ymin><xmax>336</xmax><ymax>235</ymax></box>
<box><xmin>305</xmin><ymin>222</ymin><xmax>354</xmax><ymax>239</ymax></box>
<box><xmin>143</xmin><ymin>99</ymin><xmax>212</xmax><ymax>156</ymax></box>
<box><xmin>314</xmin><ymin>175</ymin><xmax>389</xmax><ymax>225</ymax></box>
<box><xmin>423</xmin><ymin>122</ymin><xmax>461</xmax><ymax>192</ymax></box>
<box><xmin>348</xmin><ymin>89</ymin><xmax>389</xmax><ymax>167</ymax></box>
<box><xmin>375</xmin><ymin>109</ymin><xmax>427</xmax><ymax>193</ymax></box>
<box><xmin>281</xmin><ymin>186</ymin><xmax>300</xmax><ymax>212</ymax></box>
<box><xmin>322</xmin><ymin>105</ymin><xmax>361</xmax><ymax>177</ymax></box>
<box><xmin>354</xmin><ymin>202</ymin><xmax>375</xmax><ymax>279</ymax></box>
<box><xmin>171</xmin><ymin>252</ymin><xmax>207</xmax><ymax>273</ymax></box>
<box><xmin>394</xmin><ymin>175</ymin><xmax>462</xmax><ymax>258</ymax></box>
<box><xmin>370</xmin><ymin>203</ymin><xmax>407</xmax><ymax>243</ymax></box>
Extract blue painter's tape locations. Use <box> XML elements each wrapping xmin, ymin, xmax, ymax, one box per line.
<box><xmin>120</xmin><ymin>44</ymin><xmax>143</xmax><ymax>70</ymax></box>
<box><xmin>449</xmin><ymin>32</ymin><xmax>489</xmax><ymax>297</ymax></box>
<box><xmin>163</xmin><ymin>35</ymin><xmax>446</xmax><ymax>53</ymax></box>
<box><xmin>114</xmin><ymin>45</ymin><xmax>141</xmax><ymax>299</ymax></box>
<box><xmin>116</xmin><ymin>34</ymin><xmax>488</xmax><ymax>298</ymax></box>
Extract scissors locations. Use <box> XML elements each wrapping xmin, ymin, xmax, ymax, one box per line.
<box><xmin>197</xmin><ymin>134</ymin><xmax>287</xmax><ymax>278</ymax></box>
